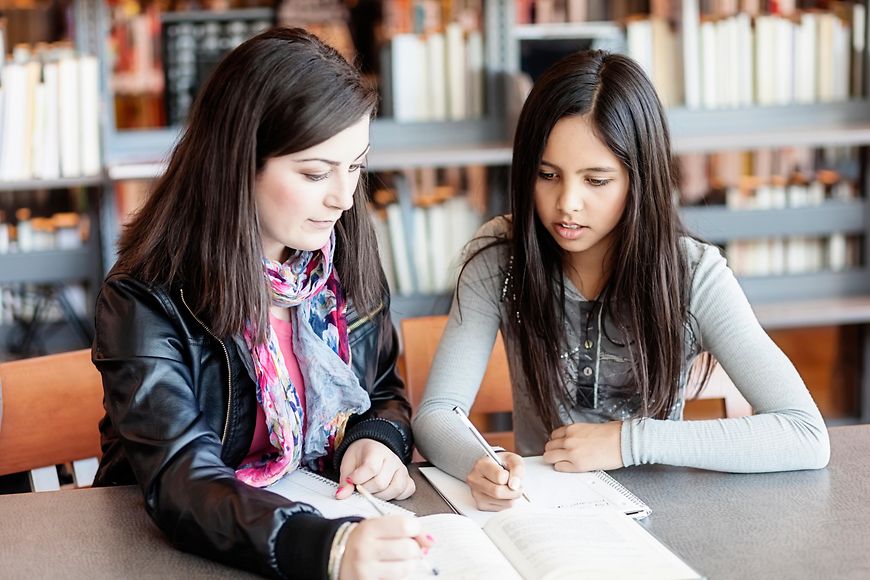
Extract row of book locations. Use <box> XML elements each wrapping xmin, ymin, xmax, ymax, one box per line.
<box><xmin>0</xmin><ymin>41</ymin><xmax>101</xmax><ymax>182</ymax></box>
<box><xmin>726</xmin><ymin>234</ymin><xmax>861</xmax><ymax>276</ymax></box>
<box><xmin>679</xmin><ymin>145</ymin><xmax>860</xmax><ymax>205</ymax></box>
<box><xmin>0</xmin><ymin>209</ymin><xmax>88</xmax><ymax>254</ymax></box>
<box><xmin>381</xmin><ymin>24</ymin><xmax>486</xmax><ymax>122</ymax></box>
<box><xmin>628</xmin><ymin>3</ymin><xmax>865</xmax><ymax>109</ymax></box>
<box><xmin>372</xmin><ymin>165</ymin><xmax>489</xmax><ymax>295</ymax></box>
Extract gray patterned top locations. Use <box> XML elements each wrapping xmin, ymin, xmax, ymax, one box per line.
<box><xmin>412</xmin><ymin>216</ymin><xmax>830</xmax><ymax>479</ymax></box>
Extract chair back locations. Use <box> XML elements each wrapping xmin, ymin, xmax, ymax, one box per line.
<box><xmin>401</xmin><ymin>315</ymin><xmax>514</xmax><ymax>452</ymax></box>
<box><xmin>0</xmin><ymin>349</ymin><xmax>103</xmax><ymax>489</ymax></box>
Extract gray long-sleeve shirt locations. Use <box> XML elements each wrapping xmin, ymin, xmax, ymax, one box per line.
<box><xmin>412</xmin><ymin>217</ymin><xmax>830</xmax><ymax>480</ymax></box>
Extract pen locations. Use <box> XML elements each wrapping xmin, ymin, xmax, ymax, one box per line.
<box><xmin>452</xmin><ymin>406</ymin><xmax>532</xmax><ymax>503</ymax></box>
<box><xmin>353</xmin><ymin>483</ymin><xmax>440</xmax><ymax>576</ymax></box>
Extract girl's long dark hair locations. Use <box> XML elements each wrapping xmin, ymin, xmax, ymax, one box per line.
<box><xmin>466</xmin><ymin>50</ymin><xmax>708</xmax><ymax>430</ymax></box>
<box><xmin>114</xmin><ymin>28</ymin><xmax>381</xmax><ymax>342</ymax></box>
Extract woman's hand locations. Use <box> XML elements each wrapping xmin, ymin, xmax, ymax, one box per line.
<box><xmin>336</xmin><ymin>439</ymin><xmax>415</xmax><ymax>500</ymax></box>
<box><xmin>340</xmin><ymin>516</ymin><xmax>435</xmax><ymax>580</ymax></box>
<box><xmin>466</xmin><ymin>452</ymin><xmax>525</xmax><ymax>511</ymax></box>
<box><xmin>542</xmin><ymin>422</ymin><xmax>623</xmax><ymax>472</ymax></box>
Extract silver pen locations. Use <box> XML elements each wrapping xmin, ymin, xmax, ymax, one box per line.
<box><xmin>452</xmin><ymin>406</ymin><xmax>531</xmax><ymax>503</ymax></box>
<box><xmin>353</xmin><ymin>484</ymin><xmax>440</xmax><ymax>576</ymax></box>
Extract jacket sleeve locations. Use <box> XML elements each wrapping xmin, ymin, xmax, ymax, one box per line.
<box><xmin>334</xmin><ymin>287</ymin><xmax>413</xmax><ymax>469</ymax></box>
<box><xmin>94</xmin><ymin>275</ymin><xmax>352</xmax><ymax>579</ymax></box>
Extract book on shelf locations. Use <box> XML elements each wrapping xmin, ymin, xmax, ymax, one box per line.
<box><xmin>0</xmin><ymin>43</ymin><xmax>101</xmax><ymax>182</ymax></box>
<box><xmin>371</xmin><ymin>166</ymin><xmax>487</xmax><ymax>296</ymax></box>
<box><xmin>268</xmin><ymin>468</ymin><xmax>699</xmax><ymax>579</ymax></box>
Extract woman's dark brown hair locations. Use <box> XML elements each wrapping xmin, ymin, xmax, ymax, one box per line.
<box><xmin>114</xmin><ymin>28</ymin><xmax>380</xmax><ymax>342</ymax></box>
<box><xmin>464</xmin><ymin>50</ymin><xmax>710</xmax><ymax>430</ymax></box>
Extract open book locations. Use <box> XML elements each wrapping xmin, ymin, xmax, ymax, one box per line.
<box><xmin>420</xmin><ymin>456</ymin><xmax>650</xmax><ymax>526</ymax></box>
<box><xmin>267</xmin><ymin>469</ymin><xmax>699</xmax><ymax>579</ymax></box>
<box><xmin>416</xmin><ymin>508</ymin><xmax>700</xmax><ymax>579</ymax></box>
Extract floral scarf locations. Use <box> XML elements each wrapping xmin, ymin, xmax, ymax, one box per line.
<box><xmin>235</xmin><ymin>233</ymin><xmax>370</xmax><ymax>487</ymax></box>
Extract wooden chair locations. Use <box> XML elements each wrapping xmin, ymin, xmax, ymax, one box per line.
<box><xmin>401</xmin><ymin>315</ymin><xmax>515</xmax><ymax>455</ymax></box>
<box><xmin>685</xmin><ymin>363</ymin><xmax>753</xmax><ymax>420</ymax></box>
<box><xmin>0</xmin><ymin>349</ymin><xmax>104</xmax><ymax>491</ymax></box>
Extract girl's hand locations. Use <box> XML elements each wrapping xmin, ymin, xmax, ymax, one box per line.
<box><xmin>336</xmin><ymin>439</ymin><xmax>416</xmax><ymax>501</ymax></box>
<box><xmin>543</xmin><ymin>422</ymin><xmax>623</xmax><ymax>472</ymax></box>
<box><xmin>340</xmin><ymin>516</ymin><xmax>436</xmax><ymax>580</ymax></box>
<box><xmin>466</xmin><ymin>452</ymin><xmax>525</xmax><ymax>511</ymax></box>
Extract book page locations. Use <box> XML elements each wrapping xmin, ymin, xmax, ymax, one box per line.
<box><xmin>412</xmin><ymin>514</ymin><xmax>522</xmax><ymax>580</ymax></box>
<box><xmin>267</xmin><ymin>470</ymin><xmax>413</xmax><ymax>519</ymax></box>
<box><xmin>483</xmin><ymin>509</ymin><xmax>701</xmax><ymax>580</ymax></box>
<box><xmin>419</xmin><ymin>456</ymin><xmax>648</xmax><ymax>527</ymax></box>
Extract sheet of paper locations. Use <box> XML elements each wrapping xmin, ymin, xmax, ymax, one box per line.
<box><xmin>484</xmin><ymin>508</ymin><xmax>701</xmax><ymax>580</ymax></box>
<box><xmin>419</xmin><ymin>456</ymin><xmax>642</xmax><ymax>526</ymax></box>
<box><xmin>411</xmin><ymin>514</ymin><xmax>522</xmax><ymax>580</ymax></box>
<box><xmin>267</xmin><ymin>470</ymin><xmax>413</xmax><ymax>519</ymax></box>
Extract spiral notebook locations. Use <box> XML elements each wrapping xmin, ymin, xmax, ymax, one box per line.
<box><xmin>419</xmin><ymin>455</ymin><xmax>650</xmax><ymax>527</ymax></box>
<box><xmin>267</xmin><ymin>469</ymin><xmax>413</xmax><ymax>519</ymax></box>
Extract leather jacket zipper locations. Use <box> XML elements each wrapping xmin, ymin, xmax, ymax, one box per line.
<box><xmin>348</xmin><ymin>302</ymin><xmax>384</xmax><ymax>334</ymax></box>
<box><xmin>179</xmin><ymin>288</ymin><xmax>233</xmax><ymax>446</ymax></box>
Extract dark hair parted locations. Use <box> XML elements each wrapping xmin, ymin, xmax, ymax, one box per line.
<box><xmin>467</xmin><ymin>50</ymin><xmax>709</xmax><ymax>430</ymax></box>
<box><xmin>114</xmin><ymin>28</ymin><xmax>381</xmax><ymax>342</ymax></box>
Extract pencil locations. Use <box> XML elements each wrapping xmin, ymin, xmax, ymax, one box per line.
<box><xmin>354</xmin><ymin>484</ymin><xmax>440</xmax><ymax>576</ymax></box>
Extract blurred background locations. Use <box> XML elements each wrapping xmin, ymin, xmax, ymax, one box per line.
<box><xmin>0</xmin><ymin>0</ymin><xmax>867</xmax><ymax>430</ymax></box>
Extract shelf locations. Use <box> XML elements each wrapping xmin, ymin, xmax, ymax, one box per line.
<box><xmin>513</xmin><ymin>21</ymin><xmax>623</xmax><ymax>41</ymax></box>
<box><xmin>107</xmin><ymin>119</ymin><xmax>512</xmax><ymax>179</ymax></box>
<box><xmin>754</xmin><ymin>296</ymin><xmax>870</xmax><ymax>330</ymax></box>
<box><xmin>0</xmin><ymin>175</ymin><xmax>104</xmax><ymax>192</ymax></box>
<box><xmin>669</xmin><ymin>101</ymin><xmax>870</xmax><ymax>153</ymax></box>
<box><xmin>0</xmin><ymin>248</ymin><xmax>97</xmax><ymax>285</ymax></box>
<box><xmin>739</xmin><ymin>269</ymin><xmax>870</xmax><ymax>305</ymax></box>
<box><xmin>680</xmin><ymin>200</ymin><xmax>866</xmax><ymax>243</ymax></box>
<box><xmin>390</xmin><ymin>292</ymin><xmax>453</xmax><ymax>321</ymax></box>
<box><xmin>159</xmin><ymin>8</ymin><xmax>274</xmax><ymax>23</ymax></box>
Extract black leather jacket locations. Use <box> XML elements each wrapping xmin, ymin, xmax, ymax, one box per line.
<box><xmin>92</xmin><ymin>271</ymin><xmax>412</xmax><ymax>579</ymax></box>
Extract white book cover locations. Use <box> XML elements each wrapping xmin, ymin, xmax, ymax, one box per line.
<box><xmin>466</xmin><ymin>29</ymin><xmax>485</xmax><ymax>119</ymax></box>
<box><xmin>651</xmin><ymin>17</ymin><xmax>677</xmax><ymax>108</ymax></box>
<box><xmin>58</xmin><ymin>55</ymin><xmax>81</xmax><ymax>177</ymax></box>
<box><xmin>773</xmin><ymin>16</ymin><xmax>794</xmax><ymax>106</ymax></box>
<box><xmin>412</xmin><ymin>205</ymin><xmax>433</xmax><ymax>293</ymax></box>
<box><xmin>426</xmin><ymin>33</ymin><xmax>448</xmax><ymax>121</ymax></box>
<box><xmin>716</xmin><ymin>17</ymin><xmax>739</xmax><ymax>108</ymax></box>
<box><xmin>796</xmin><ymin>13</ymin><xmax>817</xmax><ymax>104</ymax></box>
<box><xmin>426</xmin><ymin>201</ymin><xmax>451</xmax><ymax>293</ymax></box>
<box><xmin>79</xmin><ymin>55</ymin><xmax>101</xmax><ymax>176</ymax></box>
<box><xmin>735</xmin><ymin>13</ymin><xmax>754</xmax><ymax>107</ymax></box>
<box><xmin>831</xmin><ymin>16</ymin><xmax>849</xmax><ymax>101</ymax></box>
<box><xmin>23</xmin><ymin>61</ymin><xmax>40</xmax><ymax>180</ymax></box>
<box><xmin>371</xmin><ymin>210</ymin><xmax>398</xmax><ymax>294</ymax></box>
<box><xmin>445</xmin><ymin>22</ymin><xmax>466</xmax><ymax>120</ymax></box>
<box><xmin>828</xmin><ymin>233</ymin><xmax>847</xmax><ymax>271</ymax></box>
<box><xmin>391</xmin><ymin>34</ymin><xmax>428</xmax><ymax>122</ymax></box>
<box><xmin>700</xmin><ymin>20</ymin><xmax>718</xmax><ymax>109</ymax></box>
<box><xmin>386</xmin><ymin>203</ymin><xmax>414</xmax><ymax>295</ymax></box>
<box><xmin>681</xmin><ymin>0</ymin><xmax>701</xmax><ymax>109</ymax></box>
<box><xmin>0</xmin><ymin>63</ymin><xmax>27</xmax><ymax>181</ymax></box>
<box><xmin>769</xmin><ymin>239</ymin><xmax>786</xmax><ymax>275</ymax></box>
<box><xmin>627</xmin><ymin>19</ymin><xmax>654</xmax><ymax>87</ymax></box>
<box><xmin>816</xmin><ymin>13</ymin><xmax>835</xmax><ymax>102</ymax></box>
<box><xmin>38</xmin><ymin>61</ymin><xmax>60</xmax><ymax>180</ymax></box>
<box><xmin>754</xmin><ymin>16</ymin><xmax>775</xmax><ymax>105</ymax></box>
<box><xmin>31</xmin><ymin>82</ymin><xmax>46</xmax><ymax>182</ymax></box>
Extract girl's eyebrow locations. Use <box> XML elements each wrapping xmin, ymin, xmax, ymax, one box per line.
<box><xmin>540</xmin><ymin>159</ymin><xmax>618</xmax><ymax>173</ymax></box>
<box><xmin>295</xmin><ymin>144</ymin><xmax>371</xmax><ymax>167</ymax></box>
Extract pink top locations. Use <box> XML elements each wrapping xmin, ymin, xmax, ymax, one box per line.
<box><xmin>244</xmin><ymin>314</ymin><xmax>307</xmax><ymax>463</ymax></box>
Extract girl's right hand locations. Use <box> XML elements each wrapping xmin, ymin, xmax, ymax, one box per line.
<box><xmin>339</xmin><ymin>516</ymin><xmax>434</xmax><ymax>580</ymax></box>
<box><xmin>466</xmin><ymin>452</ymin><xmax>525</xmax><ymax>511</ymax></box>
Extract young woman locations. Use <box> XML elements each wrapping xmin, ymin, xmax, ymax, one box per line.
<box><xmin>413</xmin><ymin>50</ymin><xmax>830</xmax><ymax>511</ymax></box>
<box><xmin>93</xmin><ymin>28</ymin><xmax>431</xmax><ymax>579</ymax></box>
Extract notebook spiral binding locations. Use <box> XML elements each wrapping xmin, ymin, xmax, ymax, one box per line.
<box><xmin>594</xmin><ymin>470</ymin><xmax>652</xmax><ymax>518</ymax></box>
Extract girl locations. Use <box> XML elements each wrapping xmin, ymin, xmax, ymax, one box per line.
<box><xmin>413</xmin><ymin>50</ymin><xmax>830</xmax><ymax>511</ymax></box>
<box><xmin>93</xmin><ymin>29</ymin><xmax>430</xmax><ymax>578</ymax></box>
